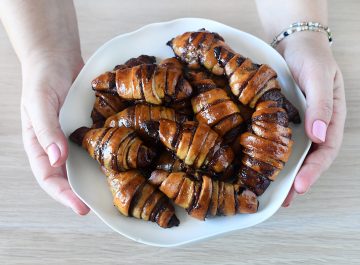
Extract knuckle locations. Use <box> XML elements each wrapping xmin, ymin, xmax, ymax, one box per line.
<box><xmin>22</xmin><ymin>89</ymin><xmax>60</xmax><ymax>111</ymax></box>
<box><xmin>325</xmin><ymin>145</ymin><xmax>340</xmax><ymax>163</ymax></box>
<box><xmin>318</xmin><ymin>100</ymin><xmax>333</xmax><ymax>120</ymax></box>
<box><xmin>38</xmin><ymin>173</ymin><xmax>66</xmax><ymax>198</ymax></box>
<box><xmin>307</xmin><ymin>160</ymin><xmax>327</xmax><ymax>177</ymax></box>
<box><xmin>35</xmin><ymin>126</ymin><xmax>56</xmax><ymax>142</ymax></box>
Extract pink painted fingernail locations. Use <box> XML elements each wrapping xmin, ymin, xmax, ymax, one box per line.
<box><xmin>294</xmin><ymin>178</ymin><xmax>309</xmax><ymax>194</ymax></box>
<box><xmin>312</xmin><ymin>120</ymin><xmax>327</xmax><ymax>142</ymax></box>
<box><xmin>47</xmin><ymin>143</ymin><xmax>61</xmax><ymax>166</ymax></box>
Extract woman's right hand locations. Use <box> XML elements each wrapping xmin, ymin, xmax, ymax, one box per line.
<box><xmin>21</xmin><ymin>51</ymin><xmax>90</xmax><ymax>215</ymax></box>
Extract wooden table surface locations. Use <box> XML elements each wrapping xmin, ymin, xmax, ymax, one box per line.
<box><xmin>1</xmin><ymin>0</ymin><xmax>359</xmax><ymax>264</ymax></box>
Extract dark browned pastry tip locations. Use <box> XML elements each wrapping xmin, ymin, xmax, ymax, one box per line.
<box><xmin>137</xmin><ymin>146</ymin><xmax>157</xmax><ymax>168</ymax></box>
<box><xmin>90</xmin><ymin>111</ymin><xmax>105</xmax><ymax>128</ymax></box>
<box><xmin>259</xmin><ymin>89</ymin><xmax>301</xmax><ymax>123</ymax></box>
<box><xmin>91</xmin><ymin>71</ymin><xmax>116</xmax><ymax>93</ymax></box>
<box><xmin>237</xmin><ymin>165</ymin><xmax>271</xmax><ymax>196</ymax></box>
<box><xmin>124</xmin><ymin>54</ymin><xmax>156</xmax><ymax>68</ymax></box>
<box><xmin>69</xmin><ymin>127</ymin><xmax>91</xmax><ymax>146</ymax></box>
<box><xmin>166</xmin><ymin>39</ymin><xmax>173</xmax><ymax>47</ymax></box>
<box><xmin>167</xmin><ymin>215</ymin><xmax>180</xmax><ymax>227</ymax></box>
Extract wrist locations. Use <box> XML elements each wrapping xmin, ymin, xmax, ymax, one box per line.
<box><xmin>22</xmin><ymin>49</ymin><xmax>83</xmax><ymax>81</ymax></box>
<box><xmin>277</xmin><ymin>30</ymin><xmax>332</xmax><ymax>57</ymax></box>
<box><xmin>21</xmin><ymin>50</ymin><xmax>83</xmax><ymax>102</ymax></box>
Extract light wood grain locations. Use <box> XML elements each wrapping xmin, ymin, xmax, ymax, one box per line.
<box><xmin>0</xmin><ymin>0</ymin><xmax>359</xmax><ymax>264</ymax></box>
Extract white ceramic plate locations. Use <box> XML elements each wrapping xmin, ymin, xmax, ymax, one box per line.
<box><xmin>60</xmin><ymin>18</ymin><xmax>311</xmax><ymax>247</ymax></box>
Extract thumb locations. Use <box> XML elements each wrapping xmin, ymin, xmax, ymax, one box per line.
<box><xmin>303</xmin><ymin>71</ymin><xmax>333</xmax><ymax>144</ymax></box>
<box><xmin>24</xmin><ymin>90</ymin><xmax>68</xmax><ymax>167</ymax></box>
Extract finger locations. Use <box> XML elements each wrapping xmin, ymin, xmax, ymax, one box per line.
<box><xmin>282</xmin><ymin>185</ymin><xmax>296</xmax><ymax>207</ymax></box>
<box><xmin>22</xmin><ymin>112</ymin><xmax>90</xmax><ymax>215</ymax></box>
<box><xmin>23</xmin><ymin>90</ymin><xmax>68</xmax><ymax>167</ymax></box>
<box><xmin>294</xmin><ymin>149</ymin><xmax>327</xmax><ymax>194</ymax></box>
<box><xmin>302</xmin><ymin>68</ymin><xmax>335</xmax><ymax>144</ymax></box>
<box><xmin>294</xmin><ymin>71</ymin><xmax>346</xmax><ymax>194</ymax></box>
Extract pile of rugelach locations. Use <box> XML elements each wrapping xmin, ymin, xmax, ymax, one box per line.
<box><xmin>70</xmin><ymin>29</ymin><xmax>300</xmax><ymax>228</ymax></box>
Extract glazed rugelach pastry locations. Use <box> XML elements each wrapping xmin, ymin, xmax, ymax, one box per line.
<box><xmin>237</xmin><ymin>101</ymin><xmax>293</xmax><ymax>195</ymax></box>
<box><xmin>158</xmin><ymin>119</ymin><xmax>234</xmax><ymax>177</ymax></box>
<box><xmin>149</xmin><ymin>170</ymin><xmax>258</xmax><ymax>220</ymax></box>
<box><xmin>70</xmin><ymin>127</ymin><xmax>156</xmax><ymax>171</ymax></box>
<box><xmin>114</xmin><ymin>64</ymin><xmax>193</xmax><ymax>105</ymax></box>
<box><xmin>69</xmin><ymin>29</ymin><xmax>302</xmax><ymax>228</ymax></box>
<box><xmin>91</xmin><ymin>92</ymin><xmax>129</xmax><ymax>128</ymax></box>
<box><xmin>93</xmin><ymin>63</ymin><xmax>193</xmax><ymax>105</ymax></box>
<box><xmin>186</xmin><ymin>69</ymin><xmax>244</xmax><ymax>140</ymax></box>
<box><xmin>91</xmin><ymin>55</ymin><xmax>156</xmax><ymax>93</ymax></box>
<box><xmin>167</xmin><ymin>29</ymin><xmax>300</xmax><ymax>123</ymax></box>
<box><xmin>103</xmin><ymin>167</ymin><xmax>179</xmax><ymax>228</ymax></box>
<box><xmin>104</xmin><ymin>104</ymin><xmax>188</xmax><ymax>140</ymax></box>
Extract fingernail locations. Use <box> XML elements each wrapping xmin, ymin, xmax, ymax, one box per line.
<box><xmin>294</xmin><ymin>178</ymin><xmax>309</xmax><ymax>194</ymax></box>
<box><xmin>312</xmin><ymin>120</ymin><xmax>327</xmax><ymax>142</ymax></box>
<box><xmin>47</xmin><ymin>143</ymin><xmax>61</xmax><ymax>166</ymax></box>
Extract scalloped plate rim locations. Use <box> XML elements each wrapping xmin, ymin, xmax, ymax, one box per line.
<box><xmin>60</xmin><ymin>17</ymin><xmax>311</xmax><ymax>247</ymax></box>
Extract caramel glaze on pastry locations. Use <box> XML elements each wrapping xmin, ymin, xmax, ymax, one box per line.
<box><xmin>149</xmin><ymin>170</ymin><xmax>258</xmax><ymax>220</ymax></box>
<box><xmin>104</xmin><ymin>104</ymin><xmax>188</xmax><ymax>141</ymax></box>
<box><xmin>103</xmin><ymin>167</ymin><xmax>179</xmax><ymax>228</ymax></box>
<box><xmin>70</xmin><ymin>127</ymin><xmax>156</xmax><ymax>171</ymax></box>
<box><xmin>159</xmin><ymin>57</ymin><xmax>194</xmax><ymax>116</ymax></box>
<box><xmin>90</xmin><ymin>55</ymin><xmax>156</xmax><ymax>127</ymax></box>
<box><xmin>236</xmin><ymin>101</ymin><xmax>293</xmax><ymax>195</ymax></box>
<box><xmin>167</xmin><ymin>29</ymin><xmax>300</xmax><ymax>123</ymax></box>
<box><xmin>158</xmin><ymin>119</ymin><xmax>235</xmax><ymax>181</ymax></box>
<box><xmin>156</xmin><ymin>151</ymin><xmax>187</xmax><ymax>173</ymax></box>
<box><xmin>91</xmin><ymin>55</ymin><xmax>156</xmax><ymax>93</ymax></box>
<box><xmin>93</xmin><ymin>63</ymin><xmax>193</xmax><ymax>105</ymax></box>
<box><xmin>91</xmin><ymin>92</ymin><xmax>129</xmax><ymax>128</ymax></box>
<box><xmin>186</xmin><ymin>69</ymin><xmax>244</xmax><ymax>142</ymax></box>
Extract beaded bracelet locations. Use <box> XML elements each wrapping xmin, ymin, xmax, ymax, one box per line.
<box><xmin>271</xmin><ymin>21</ymin><xmax>333</xmax><ymax>48</ymax></box>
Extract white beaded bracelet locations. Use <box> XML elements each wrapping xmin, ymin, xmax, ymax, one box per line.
<box><xmin>271</xmin><ymin>21</ymin><xmax>333</xmax><ymax>48</ymax></box>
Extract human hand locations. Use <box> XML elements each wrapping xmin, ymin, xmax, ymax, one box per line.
<box><xmin>21</xmin><ymin>51</ymin><xmax>90</xmax><ymax>215</ymax></box>
<box><xmin>279</xmin><ymin>32</ymin><xmax>346</xmax><ymax>206</ymax></box>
